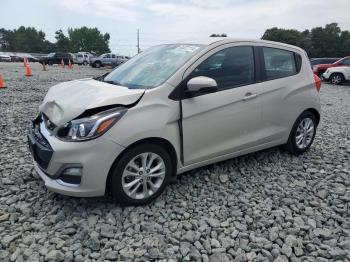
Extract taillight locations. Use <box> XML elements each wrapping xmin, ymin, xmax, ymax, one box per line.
<box><xmin>313</xmin><ymin>74</ymin><xmax>321</xmax><ymax>92</ymax></box>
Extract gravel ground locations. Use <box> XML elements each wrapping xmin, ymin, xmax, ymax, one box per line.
<box><xmin>0</xmin><ymin>62</ymin><xmax>349</xmax><ymax>262</ymax></box>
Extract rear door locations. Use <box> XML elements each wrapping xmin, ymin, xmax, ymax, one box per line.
<box><xmin>343</xmin><ymin>67</ymin><xmax>350</xmax><ymax>80</ymax></box>
<box><xmin>102</xmin><ymin>54</ymin><xmax>111</xmax><ymax>65</ymax></box>
<box><xmin>257</xmin><ymin>46</ymin><xmax>307</xmax><ymax>143</ymax></box>
<box><xmin>181</xmin><ymin>44</ymin><xmax>264</xmax><ymax>165</ymax></box>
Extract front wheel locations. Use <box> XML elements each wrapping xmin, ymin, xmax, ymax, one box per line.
<box><xmin>330</xmin><ymin>73</ymin><xmax>344</xmax><ymax>85</ymax></box>
<box><xmin>109</xmin><ymin>144</ymin><xmax>173</xmax><ymax>205</ymax></box>
<box><xmin>284</xmin><ymin>111</ymin><xmax>317</xmax><ymax>155</ymax></box>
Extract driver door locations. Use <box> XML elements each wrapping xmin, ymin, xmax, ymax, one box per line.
<box><xmin>181</xmin><ymin>44</ymin><xmax>264</xmax><ymax>165</ymax></box>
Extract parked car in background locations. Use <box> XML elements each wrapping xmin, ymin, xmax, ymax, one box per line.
<box><xmin>39</xmin><ymin>53</ymin><xmax>74</xmax><ymax>65</ymax></box>
<box><xmin>117</xmin><ymin>55</ymin><xmax>130</xmax><ymax>64</ymax></box>
<box><xmin>28</xmin><ymin>38</ymin><xmax>321</xmax><ymax>205</ymax></box>
<box><xmin>25</xmin><ymin>54</ymin><xmax>39</xmax><ymax>63</ymax></box>
<box><xmin>10</xmin><ymin>55</ymin><xmax>24</xmax><ymax>62</ymax></box>
<box><xmin>323</xmin><ymin>66</ymin><xmax>350</xmax><ymax>85</ymax></box>
<box><xmin>69</xmin><ymin>53</ymin><xmax>76</xmax><ymax>64</ymax></box>
<box><xmin>75</xmin><ymin>52</ymin><xmax>93</xmax><ymax>65</ymax></box>
<box><xmin>310</xmin><ymin>58</ymin><xmax>339</xmax><ymax>69</ymax></box>
<box><xmin>313</xmin><ymin>56</ymin><xmax>350</xmax><ymax>77</ymax></box>
<box><xmin>0</xmin><ymin>54</ymin><xmax>11</xmax><ymax>62</ymax></box>
<box><xmin>90</xmin><ymin>53</ymin><xmax>129</xmax><ymax>68</ymax></box>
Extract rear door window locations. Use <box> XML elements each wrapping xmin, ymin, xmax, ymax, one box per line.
<box><xmin>262</xmin><ymin>47</ymin><xmax>297</xmax><ymax>80</ymax></box>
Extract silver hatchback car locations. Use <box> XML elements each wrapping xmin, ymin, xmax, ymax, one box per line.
<box><xmin>28</xmin><ymin>38</ymin><xmax>321</xmax><ymax>205</ymax></box>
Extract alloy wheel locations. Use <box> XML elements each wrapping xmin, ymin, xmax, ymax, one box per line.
<box><xmin>295</xmin><ymin>117</ymin><xmax>314</xmax><ymax>149</ymax></box>
<box><xmin>121</xmin><ymin>152</ymin><xmax>166</xmax><ymax>200</ymax></box>
<box><xmin>331</xmin><ymin>75</ymin><xmax>342</xmax><ymax>85</ymax></box>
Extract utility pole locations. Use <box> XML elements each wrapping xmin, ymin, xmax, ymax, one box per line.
<box><xmin>137</xmin><ymin>29</ymin><xmax>140</xmax><ymax>54</ymax></box>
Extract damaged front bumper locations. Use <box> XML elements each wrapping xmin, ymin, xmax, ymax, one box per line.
<box><xmin>27</xmin><ymin>114</ymin><xmax>125</xmax><ymax>197</ymax></box>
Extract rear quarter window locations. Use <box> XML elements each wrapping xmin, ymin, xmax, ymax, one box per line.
<box><xmin>262</xmin><ymin>47</ymin><xmax>298</xmax><ymax>80</ymax></box>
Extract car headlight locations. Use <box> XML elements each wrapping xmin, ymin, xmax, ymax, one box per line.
<box><xmin>56</xmin><ymin>107</ymin><xmax>127</xmax><ymax>141</ymax></box>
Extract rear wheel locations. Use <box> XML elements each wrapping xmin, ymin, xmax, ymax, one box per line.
<box><xmin>284</xmin><ymin>111</ymin><xmax>317</xmax><ymax>155</ymax></box>
<box><xmin>95</xmin><ymin>61</ymin><xmax>101</xmax><ymax>68</ymax></box>
<box><xmin>109</xmin><ymin>143</ymin><xmax>172</xmax><ymax>205</ymax></box>
<box><xmin>330</xmin><ymin>73</ymin><xmax>344</xmax><ymax>85</ymax></box>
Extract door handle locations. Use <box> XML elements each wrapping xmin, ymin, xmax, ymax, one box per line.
<box><xmin>243</xmin><ymin>92</ymin><xmax>258</xmax><ymax>101</ymax></box>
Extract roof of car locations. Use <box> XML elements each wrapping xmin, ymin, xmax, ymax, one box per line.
<box><xmin>171</xmin><ymin>37</ymin><xmax>304</xmax><ymax>52</ymax></box>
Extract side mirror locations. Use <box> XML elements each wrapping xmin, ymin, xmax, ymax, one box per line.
<box><xmin>186</xmin><ymin>76</ymin><xmax>218</xmax><ymax>95</ymax></box>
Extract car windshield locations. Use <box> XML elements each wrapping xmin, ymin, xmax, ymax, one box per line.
<box><xmin>104</xmin><ymin>44</ymin><xmax>203</xmax><ymax>89</ymax></box>
<box><xmin>47</xmin><ymin>53</ymin><xmax>55</xmax><ymax>57</ymax></box>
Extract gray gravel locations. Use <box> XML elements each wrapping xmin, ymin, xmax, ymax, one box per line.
<box><xmin>0</xmin><ymin>62</ymin><xmax>349</xmax><ymax>261</ymax></box>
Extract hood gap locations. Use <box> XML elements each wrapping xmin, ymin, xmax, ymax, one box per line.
<box><xmin>74</xmin><ymin>91</ymin><xmax>145</xmax><ymax>119</ymax></box>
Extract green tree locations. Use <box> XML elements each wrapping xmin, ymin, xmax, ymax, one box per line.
<box><xmin>0</xmin><ymin>26</ymin><xmax>49</xmax><ymax>52</ymax></box>
<box><xmin>262</xmin><ymin>23</ymin><xmax>349</xmax><ymax>57</ymax></box>
<box><xmin>0</xmin><ymin>28</ymin><xmax>15</xmax><ymax>51</ymax></box>
<box><xmin>68</xmin><ymin>27</ymin><xmax>110</xmax><ymax>54</ymax></box>
<box><xmin>55</xmin><ymin>29</ymin><xmax>70</xmax><ymax>52</ymax></box>
<box><xmin>262</xmin><ymin>27</ymin><xmax>308</xmax><ymax>49</ymax></box>
<box><xmin>340</xmin><ymin>30</ymin><xmax>350</xmax><ymax>57</ymax></box>
<box><xmin>14</xmin><ymin>26</ymin><xmax>47</xmax><ymax>52</ymax></box>
<box><xmin>310</xmin><ymin>23</ymin><xmax>342</xmax><ymax>57</ymax></box>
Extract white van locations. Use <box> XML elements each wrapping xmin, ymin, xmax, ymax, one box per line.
<box><xmin>75</xmin><ymin>52</ymin><xmax>92</xmax><ymax>65</ymax></box>
<box><xmin>28</xmin><ymin>38</ymin><xmax>321</xmax><ymax>205</ymax></box>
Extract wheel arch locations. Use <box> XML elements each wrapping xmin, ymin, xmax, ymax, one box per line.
<box><xmin>304</xmin><ymin>108</ymin><xmax>320</xmax><ymax>126</ymax></box>
<box><xmin>330</xmin><ymin>72</ymin><xmax>345</xmax><ymax>80</ymax></box>
<box><xmin>105</xmin><ymin>137</ymin><xmax>178</xmax><ymax>194</ymax></box>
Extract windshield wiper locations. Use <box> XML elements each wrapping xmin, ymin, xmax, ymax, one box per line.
<box><xmin>93</xmin><ymin>72</ymin><xmax>109</xmax><ymax>81</ymax></box>
<box><xmin>103</xmin><ymin>80</ymin><xmax>123</xmax><ymax>86</ymax></box>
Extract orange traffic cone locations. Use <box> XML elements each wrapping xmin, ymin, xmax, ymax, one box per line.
<box><xmin>26</xmin><ymin>65</ymin><xmax>33</xmax><ymax>77</ymax></box>
<box><xmin>0</xmin><ymin>74</ymin><xmax>6</xmax><ymax>89</ymax></box>
<box><xmin>61</xmin><ymin>59</ymin><xmax>65</xmax><ymax>68</ymax></box>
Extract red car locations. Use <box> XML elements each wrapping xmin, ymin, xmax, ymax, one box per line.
<box><xmin>313</xmin><ymin>56</ymin><xmax>350</xmax><ymax>77</ymax></box>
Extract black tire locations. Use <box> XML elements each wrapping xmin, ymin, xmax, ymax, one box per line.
<box><xmin>95</xmin><ymin>61</ymin><xmax>101</xmax><ymax>68</ymax></box>
<box><xmin>284</xmin><ymin>111</ymin><xmax>317</xmax><ymax>155</ymax></box>
<box><xmin>330</xmin><ymin>73</ymin><xmax>344</xmax><ymax>85</ymax></box>
<box><xmin>48</xmin><ymin>60</ymin><xmax>53</xmax><ymax>66</ymax></box>
<box><xmin>109</xmin><ymin>143</ymin><xmax>173</xmax><ymax>206</ymax></box>
<box><xmin>83</xmin><ymin>61</ymin><xmax>88</xmax><ymax>66</ymax></box>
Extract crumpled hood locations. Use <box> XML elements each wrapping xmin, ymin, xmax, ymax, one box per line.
<box><xmin>39</xmin><ymin>78</ymin><xmax>144</xmax><ymax>126</ymax></box>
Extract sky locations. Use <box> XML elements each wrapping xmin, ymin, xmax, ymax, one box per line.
<box><xmin>1</xmin><ymin>0</ymin><xmax>349</xmax><ymax>56</ymax></box>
